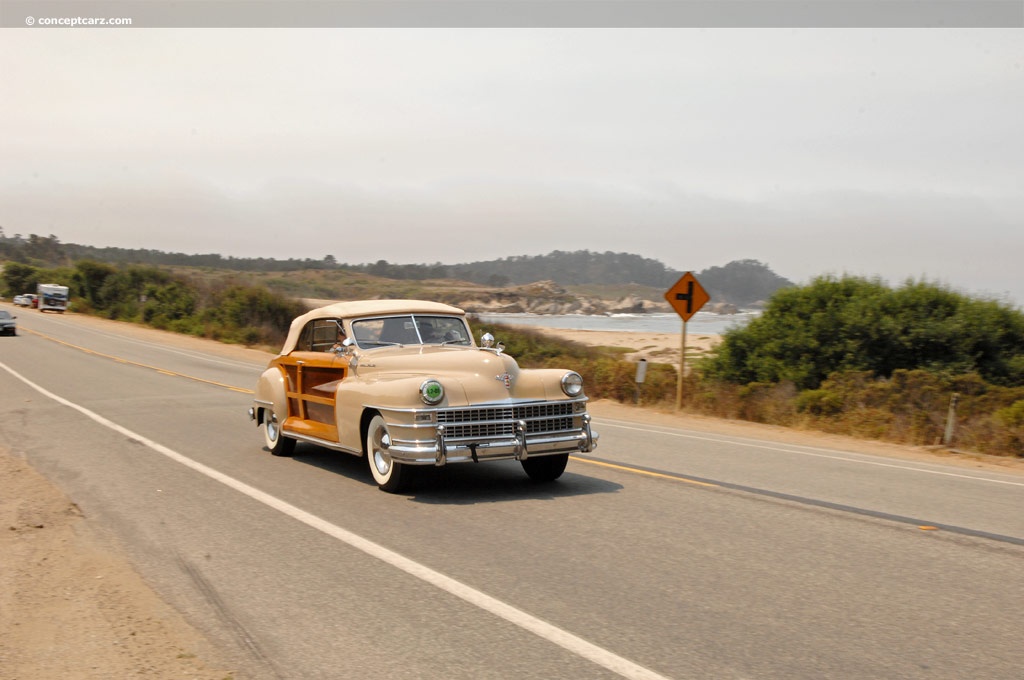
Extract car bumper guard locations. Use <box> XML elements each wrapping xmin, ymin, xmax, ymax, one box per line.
<box><xmin>387</xmin><ymin>414</ymin><xmax>597</xmax><ymax>467</ymax></box>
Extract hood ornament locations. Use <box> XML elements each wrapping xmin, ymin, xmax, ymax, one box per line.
<box><xmin>480</xmin><ymin>333</ymin><xmax>505</xmax><ymax>355</ymax></box>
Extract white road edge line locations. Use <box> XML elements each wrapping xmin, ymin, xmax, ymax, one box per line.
<box><xmin>1</xmin><ymin>361</ymin><xmax>669</xmax><ymax>680</ymax></box>
<box><xmin>597</xmin><ymin>419</ymin><xmax>1024</xmax><ymax>488</ymax></box>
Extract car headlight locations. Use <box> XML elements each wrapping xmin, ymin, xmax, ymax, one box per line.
<box><xmin>420</xmin><ymin>379</ymin><xmax>445</xmax><ymax>405</ymax></box>
<box><xmin>561</xmin><ymin>371</ymin><xmax>584</xmax><ymax>397</ymax></box>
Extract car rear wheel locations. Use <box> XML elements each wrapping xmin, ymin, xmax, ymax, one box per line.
<box><xmin>366</xmin><ymin>415</ymin><xmax>407</xmax><ymax>493</ymax></box>
<box><xmin>521</xmin><ymin>453</ymin><xmax>569</xmax><ymax>482</ymax></box>
<box><xmin>263</xmin><ymin>409</ymin><xmax>295</xmax><ymax>457</ymax></box>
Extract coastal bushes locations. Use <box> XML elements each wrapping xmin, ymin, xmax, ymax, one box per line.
<box><xmin>3</xmin><ymin>260</ymin><xmax>304</xmax><ymax>347</ymax></box>
<box><xmin>683</xmin><ymin>368</ymin><xmax>1024</xmax><ymax>457</ymax></box>
<box><xmin>694</xmin><ymin>276</ymin><xmax>1024</xmax><ymax>456</ymax></box>
<box><xmin>704</xmin><ymin>276</ymin><xmax>1024</xmax><ymax>389</ymax></box>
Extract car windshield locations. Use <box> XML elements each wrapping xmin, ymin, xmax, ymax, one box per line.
<box><xmin>351</xmin><ymin>314</ymin><xmax>471</xmax><ymax>349</ymax></box>
<box><xmin>0</xmin><ymin>311</ymin><xmax>11</xmax><ymax>319</ymax></box>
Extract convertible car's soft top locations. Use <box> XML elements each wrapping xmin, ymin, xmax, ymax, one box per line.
<box><xmin>279</xmin><ymin>299</ymin><xmax>466</xmax><ymax>355</ymax></box>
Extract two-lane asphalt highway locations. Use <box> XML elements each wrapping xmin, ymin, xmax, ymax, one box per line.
<box><xmin>584</xmin><ymin>418</ymin><xmax>1024</xmax><ymax>545</ymax></box>
<box><xmin>2</xmin><ymin>306</ymin><xmax>1023</xmax><ymax>679</ymax></box>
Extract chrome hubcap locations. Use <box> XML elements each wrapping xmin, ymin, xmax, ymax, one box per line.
<box><xmin>373</xmin><ymin>431</ymin><xmax>392</xmax><ymax>475</ymax></box>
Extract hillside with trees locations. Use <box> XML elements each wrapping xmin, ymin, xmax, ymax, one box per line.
<box><xmin>694</xmin><ymin>259</ymin><xmax>794</xmax><ymax>307</ymax></box>
<box><xmin>0</xmin><ymin>231</ymin><xmax>791</xmax><ymax>307</ymax></box>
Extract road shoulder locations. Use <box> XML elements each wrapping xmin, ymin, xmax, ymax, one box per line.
<box><xmin>0</xmin><ymin>446</ymin><xmax>236</xmax><ymax>680</ymax></box>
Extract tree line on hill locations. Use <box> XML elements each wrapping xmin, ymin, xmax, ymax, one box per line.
<box><xmin>0</xmin><ymin>231</ymin><xmax>792</xmax><ymax>306</ymax></box>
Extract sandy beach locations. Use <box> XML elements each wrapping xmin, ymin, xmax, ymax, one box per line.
<box><xmin>531</xmin><ymin>327</ymin><xmax>722</xmax><ymax>365</ymax></box>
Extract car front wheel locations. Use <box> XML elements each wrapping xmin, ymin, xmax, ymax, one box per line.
<box><xmin>366</xmin><ymin>415</ymin><xmax>407</xmax><ymax>493</ymax></box>
<box><xmin>521</xmin><ymin>453</ymin><xmax>569</xmax><ymax>482</ymax></box>
<box><xmin>263</xmin><ymin>409</ymin><xmax>295</xmax><ymax>457</ymax></box>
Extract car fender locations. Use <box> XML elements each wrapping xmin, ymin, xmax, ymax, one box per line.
<box><xmin>333</xmin><ymin>374</ymin><xmax>470</xmax><ymax>453</ymax></box>
<box><xmin>253</xmin><ymin>366</ymin><xmax>288</xmax><ymax>424</ymax></box>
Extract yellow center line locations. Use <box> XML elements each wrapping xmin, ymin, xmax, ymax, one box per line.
<box><xmin>23</xmin><ymin>327</ymin><xmax>254</xmax><ymax>394</ymax></box>
<box><xmin>570</xmin><ymin>456</ymin><xmax>719</xmax><ymax>487</ymax></box>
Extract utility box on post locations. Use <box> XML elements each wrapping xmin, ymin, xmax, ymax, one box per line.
<box><xmin>634</xmin><ymin>358</ymin><xmax>648</xmax><ymax>404</ymax></box>
<box><xmin>635</xmin><ymin>358</ymin><xmax>648</xmax><ymax>384</ymax></box>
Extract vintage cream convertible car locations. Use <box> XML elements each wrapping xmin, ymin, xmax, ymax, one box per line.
<box><xmin>249</xmin><ymin>300</ymin><xmax>598</xmax><ymax>492</ymax></box>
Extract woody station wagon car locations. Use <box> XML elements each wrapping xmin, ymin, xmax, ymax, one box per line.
<box><xmin>249</xmin><ymin>300</ymin><xmax>598</xmax><ymax>492</ymax></box>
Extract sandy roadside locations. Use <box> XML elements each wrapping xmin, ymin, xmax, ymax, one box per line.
<box><xmin>0</xmin><ymin>446</ymin><xmax>238</xmax><ymax>679</ymax></box>
<box><xmin>3</xmin><ymin>312</ymin><xmax>1022</xmax><ymax>679</ymax></box>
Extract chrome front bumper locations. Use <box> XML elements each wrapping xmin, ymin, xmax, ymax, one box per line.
<box><xmin>385</xmin><ymin>413</ymin><xmax>598</xmax><ymax>466</ymax></box>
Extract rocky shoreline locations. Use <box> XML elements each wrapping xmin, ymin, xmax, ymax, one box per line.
<box><xmin>440</xmin><ymin>280</ymin><xmax>742</xmax><ymax>316</ymax></box>
<box><xmin>304</xmin><ymin>280</ymin><xmax>746</xmax><ymax>316</ymax></box>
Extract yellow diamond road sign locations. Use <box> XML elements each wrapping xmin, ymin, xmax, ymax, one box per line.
<box><xmin>664</xmin><ymin>272</ymin><xmax>710</xmax><ymax>321</ymax></box>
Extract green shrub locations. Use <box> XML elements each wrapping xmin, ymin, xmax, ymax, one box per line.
<box><xmin>995</xmin><ymin>400</ymin><xmax>1024</xmax><ymax>428</ymax></box>
<box><xmin>988</xmin><ymin>401</ymin><xmax>1024</xmax><ymax>457</ymax></box>
<box><xmin>796</xmin><ymin>388</ymin><xmax>844</xmax><ymax>417</ymax></box>
<box><xmin>704</xmin><ymin>275</ymin><xmax>1024</xmax><ymax>390</ymax></box>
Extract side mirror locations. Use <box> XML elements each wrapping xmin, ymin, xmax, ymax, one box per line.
<box><xmin>330</xmin><ymin>336</ymin><xmax>355</xmax><ymax>354</ymax></box>
<box><xmin>342</xmin><ymin>337</ymin><xmax>360</xmax><ymax>365</ymax></box>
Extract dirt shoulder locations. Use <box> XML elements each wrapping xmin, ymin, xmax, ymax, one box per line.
<box><xmin>0</xmin><ymin>447</ymin><xmax>236</xmax><ymax>680</ymax></box>
<box><xmin>3</xmin><ymin>313</ymin><xmax>1022</xmax><ymax>679</ymax></box>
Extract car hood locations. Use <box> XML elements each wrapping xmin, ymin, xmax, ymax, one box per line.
<box><xmin>352</xmin><ymin>346</ymin><xmax>564</xmax><ymax>404</ymax></box>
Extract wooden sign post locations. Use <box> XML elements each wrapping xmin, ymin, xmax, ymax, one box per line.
<box><xmin>663</xmin><ymin>272</ymin><xmax>710</xmax><ymax>410</ymax></box>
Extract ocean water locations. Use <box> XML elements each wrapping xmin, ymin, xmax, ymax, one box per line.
<box><xmin>472</xmin><ymin>310</ymin><xmax>758</xmax><ymax>335</ymax></box>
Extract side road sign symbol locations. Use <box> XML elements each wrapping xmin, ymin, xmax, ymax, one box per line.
<box><xmin>664</xmin><ymin>272</ymin><xmax>710</xmax><ymax>321</ymax></box>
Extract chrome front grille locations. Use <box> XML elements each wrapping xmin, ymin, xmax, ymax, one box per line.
<box><xmin>437</xmin><ymin>402</ymin><xmax>578</xmax><ymax>440</ymax></box>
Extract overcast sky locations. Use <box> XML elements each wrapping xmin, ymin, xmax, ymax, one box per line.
<box><xmin>1</xmin><ymin>28</ymin><xmax>1022</xmax><ymax>305</ymax></box>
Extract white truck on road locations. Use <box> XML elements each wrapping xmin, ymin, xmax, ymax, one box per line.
<box><xmin>37</xmin><ymin>283</ymin><xmax>69</xmax><ymax>313</ymax></box>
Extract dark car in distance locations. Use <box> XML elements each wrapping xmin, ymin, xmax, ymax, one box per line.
<box><xmin>0</xmin><ymin>310</ymin><xmax>16</xmax><ymax>336</ymax></box>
